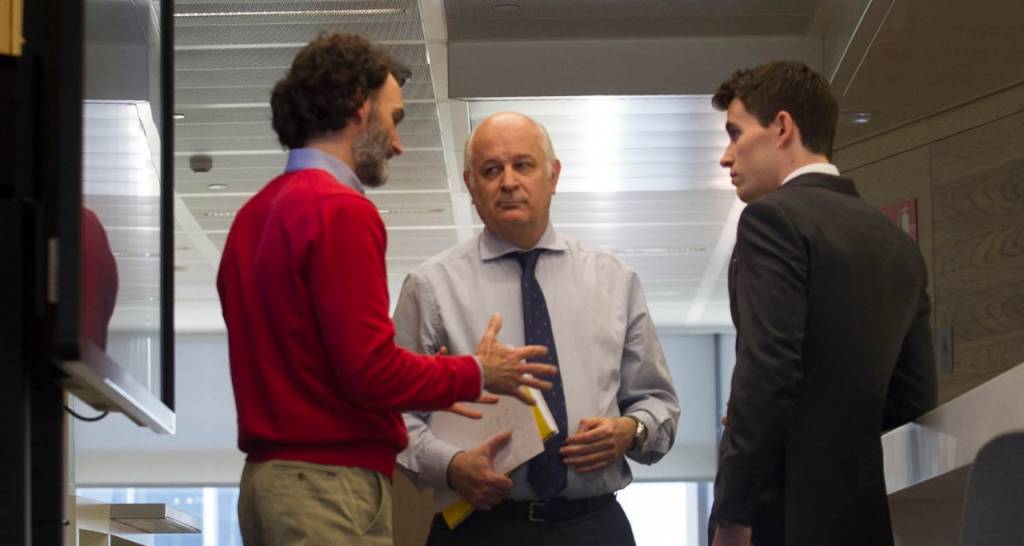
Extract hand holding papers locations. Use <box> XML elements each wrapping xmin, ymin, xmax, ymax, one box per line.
<box><xmin>428</xmin><ymin>387</ymin><xmax>559</xmax><ymax>528</ymax></box>
<box><xmin>447</xmin><ymin>432</ymin><xmax>515</xmax><ymax>510</ymax></box>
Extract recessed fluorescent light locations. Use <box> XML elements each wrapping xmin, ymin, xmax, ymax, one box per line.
<box><xmin>613</xmin><ymin>246</ymin><xmax>708</xmax><ymax>255</ymax></box>
<box><xmin>208</xmin><ymin>183</ymin><xmax>228</xmax><ymax>191</ymax></box>
<box><xmin>494</xmin><ymin>2</ymin><xmax>521</xmax><ymax>11</ymax></box>
<box><xmin>174</xmin><ymin>8</ymin><xmax>405</xmax><ymax>18</ymax></box>
<box><xmin>172</xmin><ymin>113</ymin><xmax>186</xmax><ymax>120</ymax></box>
<box><xmin>203</xmin><ymin>211</ymin><xmax>236</xmax><ymax>218</ymax></box>
<box><xmin>841</xmin><ymin>112</ymin><xmax>873</xmax><ymax>125</ymax></box>
<box><xmin>378</xmin><ymin>207</ymin><xmax>446</xmax><ymax>215</ymax></box>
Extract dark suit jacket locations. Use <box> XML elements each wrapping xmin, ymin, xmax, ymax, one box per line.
<box><xmin>711</xmin><ymin>173</ymin><xmax>938</xmax><ymax>546</ymax></box>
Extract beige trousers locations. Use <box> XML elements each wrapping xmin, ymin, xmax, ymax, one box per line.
<box><xmin>238</xmin><ymin>460</ymin><xmax>392</xmax><ymax>546</ymax></box>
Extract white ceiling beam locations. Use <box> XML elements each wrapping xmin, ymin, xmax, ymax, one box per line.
<box><xmin>173</xmin><ymin>191</ymin><xmax>222</xmax><ymax>274</ymax></box>
<box><xmin>684</xmin><ymin>198</ymin><xmax>744</xmax><ymax>327</ymax></box>
<box><xmin>418</xmin><ymin>0</ymin><xmax>477</xmax><ymax>243</ymax></box>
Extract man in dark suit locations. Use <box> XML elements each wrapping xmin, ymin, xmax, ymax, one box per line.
<box><xmin>708</xmin><ymin>62</ymin><xmax>938</xmax><ymax>546</ymax></box>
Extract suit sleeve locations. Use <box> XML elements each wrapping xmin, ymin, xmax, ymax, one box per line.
<box><xmin>310</xmin><ymin>195</ymin><xmax>481</xmax><ymax>411</ymax></box>
<box><xmin>712</xmin><ymin>200</ymin><xmax>808</xmax><ymax>526</ymax></box>
<box><xmin>393</xmin><ymin>272</ymin><xmax>466</xmax><ymax>492</ymax></box>
<box><xmin>882</xmin><ymin>282</ymin><xmax>938</xmax><ymax>431</ymax></box>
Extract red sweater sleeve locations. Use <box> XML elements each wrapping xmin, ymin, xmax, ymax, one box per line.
<box><xmin>310</xmin><ymin>193</ymin><xmax>481</xmax><ymax>410</ymax></box>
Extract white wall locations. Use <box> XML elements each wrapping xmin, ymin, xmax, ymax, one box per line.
<box><xmin>73</xmin><ymin>333</ymin><xmax>242</xmax><ymax>485</ymax></box>
<box><xmin>630</xmin><ymin>333</ymin><xmax>719</xmax><ymax>481</ymax></box>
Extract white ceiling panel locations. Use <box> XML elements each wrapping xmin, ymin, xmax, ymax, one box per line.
<box><xmin>176</xmin><ymin>20</ymin><xmax>425</xmax><ymax>46</ymax></box>
<box><xmin>550</xmin><ymin>190</ymin><xmax>735</xmax><ymax>225</ymax></box>
<box><xmin>170</xmin><ymin>2</ymin><xmax>741</xmax><ymax>332</ymax></box>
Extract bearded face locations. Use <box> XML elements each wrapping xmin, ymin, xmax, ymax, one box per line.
<box><xmin>352</xmin><ymin>109</ymin><xmax>393</xmax><ymax>188</ymax></box>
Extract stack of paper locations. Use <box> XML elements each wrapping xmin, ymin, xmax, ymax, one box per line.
<box><xmin>427</xmin><ymin>387</ymin><xmax>559</xmax><ymax>528</ymax></box>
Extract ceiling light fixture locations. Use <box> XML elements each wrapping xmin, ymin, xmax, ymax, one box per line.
<box><xmin>841</xmin><ymin>112</ymin><xmax>873</xmax><ymax>125</ymax></box>
<box><xmin>172</xmin><ymin>113</ymin><xmax>186</xmax><ymax>120</ymax></box>
<box><xmin>208</xmin><ymin>183</ymin><xmax>228</xmax><ymax>191</ymax></box>
<box><xmin>613</xmin><ymin>246</ymin><xmax>708</xmax><ymax>255</ymax></box>
<box><xmin>493</xmin><ymin>2</ymin><xmax>521</xmax><ymax>11</ymax></box>
<box><xmin>174</xmin><ymin>8</ymin><xmax>405</xmax><ymax>18</ymax></box>
<box><xmin>378</xmin><ymin>207</ymin><xmax>446</xmax><ymax>215</ymax></box>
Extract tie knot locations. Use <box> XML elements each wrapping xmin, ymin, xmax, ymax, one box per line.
<box><xmin>513</xmin><ymin>248</ymin><xmax>545</xmax><ymax>273</ymax></box>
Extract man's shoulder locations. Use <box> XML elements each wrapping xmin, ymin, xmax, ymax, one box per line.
<box><xmin>409</xmin><ymin>236</ymin><xmax>480</xmax><ymax>278</ymax></box>
<box><xmin>269</xmin><ymin>170</ymin><xmax>375</xmax><ymax>218</ymax></box>
<box><xmin>561</xmin><ymin>234</ymin><xmax>637</xmax><ymax>278</ymax></box>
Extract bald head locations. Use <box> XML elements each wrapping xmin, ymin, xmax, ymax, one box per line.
<box><xmin>461</xmin><ymin>112</ymin><xmax>562</xmax><ymax>249</ymax></box>
<box><xmin>464</xmin><ymin>112</ymin><xmax>557</xmax><ymax>180</ymax></box>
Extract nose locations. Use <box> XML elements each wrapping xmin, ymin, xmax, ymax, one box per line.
<box><xmin>719</xmin><ymin>147</ymin><xmax>733</xmax><ymax>169</ymax></box>
<box><xmin>390</xmin><ymin>131</ymin><xmax>403</xmax><ymax>157</ymax></box>
<box><xmin>498</xmin><ymin>165</ymin><xmax>520</xmax><ymax>191</ymax></box>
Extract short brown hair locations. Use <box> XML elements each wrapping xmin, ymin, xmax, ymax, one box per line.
<box><xmin>712</xmin><ymin>61</ymin><xmax>838</xmax><ymax>158</ymax></box>
<box><xmin>271</xmin><ymin>33</ymin><xmax>391</xmax><ymax>149</ymax></box>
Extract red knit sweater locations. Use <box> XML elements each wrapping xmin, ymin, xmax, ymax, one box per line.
<box><xmin>217</xmin><ymin>169</ymin><xmax>481</xmax><ymax>476</ymax></box>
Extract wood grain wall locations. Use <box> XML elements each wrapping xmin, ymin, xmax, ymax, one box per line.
<box><xmin>836</xmin><ymin>83</ymin><xmax>1024</xmax><ymax>403</ymax></box>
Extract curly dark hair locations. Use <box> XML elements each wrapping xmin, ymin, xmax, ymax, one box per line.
<box><xmin>271</xmin><ymin>33</ymin><xmax>392</xmax><ymax>149</ymax></box>
<box><xmin>712</xmin><ymin>61</ymin><xmax>838</xmax><ymax>158</ymax></box>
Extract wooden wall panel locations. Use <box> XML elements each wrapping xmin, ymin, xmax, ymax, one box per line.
<box><xmin>392</xmin><ymin>470</ymin><xmax>435</xmax><ymax>546</ymax></box>
<box><xmin>843</xmin><ymin>146</ymin><xmax>936</xmax><ymax>329</ymax></box>
<box><xmin>930</xmin><ymin>108</ymin><xmax>1024</xmax><ymax>402</ymax></box>
<box><xmin>836</xmin><ymin>82</ymin><xmax>1024</xmax><ymax>404</ymax></box>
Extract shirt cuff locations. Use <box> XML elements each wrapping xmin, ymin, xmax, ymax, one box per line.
<box><xmin>626</xmin><ymin>411</ymin><xmax>655</xmax><ymax>458</ymax></box>
<box><xmin>474</xmin><ymin>356</ymin><xmax>484</xmax><ymax>392</ymax></box>
<box><xmin>420</xmin><ymin>440</ymin><xmax>464</xmax><ymax>492</ymax></box>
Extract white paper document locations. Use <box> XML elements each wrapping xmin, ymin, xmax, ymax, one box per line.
<box><xmin>427</xmin><ymin>387</ymin><xmax>557</xmax><ymax>513</ymax></box>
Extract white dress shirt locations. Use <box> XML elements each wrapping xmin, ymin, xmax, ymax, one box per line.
<box><xmin>781</xmin><ymin>162</ymin><xmax>840</xmax><ymax>185</ymax></box>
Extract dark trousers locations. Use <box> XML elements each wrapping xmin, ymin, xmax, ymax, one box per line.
<box><xmin>425</xmin><ymin>496</ymin><xmax>636</xmax><ymax>546</ymax></box>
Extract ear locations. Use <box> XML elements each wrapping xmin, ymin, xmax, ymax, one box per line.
<box><xmin>462</xmin><ymin>170</ymin><xmax>475</xmax><ymax>205</ymax></box>
<box><xmin>774</xmin><ymin>111</ymin><xmax>798</xmax><ymax>149</ymax></box>
<box><xmin>353</xmin><ymin>98</ymin><xmax>373</xmax><ymax>129</ymax></box>
<box><xmin>549</xmin><ymin>159</ymin><xmax>561</xmax><ymax>195</ymax></box>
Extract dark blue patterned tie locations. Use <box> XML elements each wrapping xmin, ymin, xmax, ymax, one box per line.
<box><xmin>514</xmin><ymin>249</ymin><xmax>569</xmax><ymax>499</ymax></box>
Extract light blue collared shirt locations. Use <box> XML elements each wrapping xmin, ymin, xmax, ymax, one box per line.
<box><xmin>285</xmin><ymin>147</ymin><xmax>364</xmax><ymax>194</ymax></box>
<box><xmin>395</xmin><ymin>225</ymin><xmax>680</xmax><ymax>500</ymax></box>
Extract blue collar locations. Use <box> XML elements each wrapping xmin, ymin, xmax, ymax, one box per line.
<box><xmin>285</xmin><ymin>148</ymin><xmax>364</xmax><ymax>194</ymax></box>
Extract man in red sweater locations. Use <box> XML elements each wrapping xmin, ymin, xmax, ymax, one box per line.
<box><xmin>217</xmin><ymin>33</ymin><xmax>555</xmax><ymax>546</ymax></box>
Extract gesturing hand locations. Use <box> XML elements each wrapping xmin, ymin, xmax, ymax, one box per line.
<box><xmin>560</xmin><ymin>417</ymin><xmax>635</xmax><ymax>473</ymax></box>
<box><xmin>476</xmin><ymin>314</ymin><xmax>557</xmax><ymax>405</ymax></box>
<box><xmin>436</xmin><ymin>346</ymin><xmax>501</xmax><ymax>419</ymax></box>
<box><xmin>447</xmin><ymin>432</ymin><xmax>514</xmax><ymax>510</ymax></box>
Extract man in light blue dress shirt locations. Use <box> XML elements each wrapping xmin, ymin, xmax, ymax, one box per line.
<box><xmin>395</xmin><ymin>112</ymin><xmax>680</xmax><ymax>545</ymax></box>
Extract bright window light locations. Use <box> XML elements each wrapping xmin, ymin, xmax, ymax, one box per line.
<box><xmin>618</xmin><ymin>481</ymin><xmax>701</xmax><ymax>546</ymax></box>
